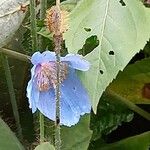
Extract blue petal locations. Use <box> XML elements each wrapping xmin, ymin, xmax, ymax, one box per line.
<box><xmin>36</xmin><ymin>89</ymin><xmax>80</xmax><ymax>126</ymax></box>
<box><xmin>60</xmin><ymin>68</ymin><xmax>91</xmax><ymax>125</ymax></box>
<box><xmin>37</xmin><ymin>90</ymin><xmax>56</xmax><ymax>121</ymax></box>
<box><xmin>26</xmin><ymin>66</ymin><xmax>39</xmax><ymax>113</ymax></box>
<box><xmin>62</xmin><ymin>54</ymin><xmax>90</xmax><ymax>71</ymax></box>
<box><xmin>31</xmin><ymin>51</ymin><xmax>56</xmax><ymax>65</ymax></box>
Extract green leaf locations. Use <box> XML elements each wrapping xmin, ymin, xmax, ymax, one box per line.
<box><xmin>101</xmin><ymin>131</ymin><xmax>150</xmax><ymax>150</ymax></box>
<box><xmin>34</xmin><ymin>142</ymin><xmax>55</xmax><ymax>150</ymax></box>
<box><xmin>109</xmin><ymin>58</ymin><xmax>150</xmax><ymax>104</ymax></box>
<box><xmin>61</xmin><ymin>0</ymin><xmax>81</xmax><ymax>12</ymax></box>
<box><xmin>90</xmin><ymin>93</ymin><xmax>134</xmax><ymax>140</ymax></box>
<box><xmin>61</xmin><ymin>115</ymin><xmax>92</xmax><ymax>150</ymax></box>
<box><xmin>64</xmin><ymin>0</ymin><xmax>150</xmax><ymax>112</ymax></box>
<box><xmin>0</xmin><ymin>117</ymin><xmax>24</xmax><ymax>150</ymax></box>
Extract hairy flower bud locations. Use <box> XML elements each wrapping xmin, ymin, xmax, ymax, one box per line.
<box><xmin>45</xmin><ymin>6</ymin><xmax>69</xmax><ymax>36</ymax></box>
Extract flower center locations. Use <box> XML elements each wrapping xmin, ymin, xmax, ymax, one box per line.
<box><xmin>35</xmin><ymin>62</ymin><xmax>68</xmax><ymax>91</ymax></box>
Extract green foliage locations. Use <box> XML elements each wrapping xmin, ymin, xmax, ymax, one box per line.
<box><xmin>0</xmin><ymin>117</ymin><xmax>24</xmax><ymax>150</ymax></box>
<box><xmin>109</xmin><ymin>58</ymin><xmax>150</xmax><ymax>104</ymax></box>
<box><xmin>61</xmin><ymin>115</ymin><xmax>92</xmax><ymax>150</ymax></box>
<box><xmin>34</xmin><ymin>142</ymin><xmax>55</xmax><ymax>150</ymax></box>
<box><xmin>90</xmin><ymin>92</ymin><xmax>134</xmax><ymax>141</ymax></box>
<box><xmin>64</xmin><ymin>0</ymin><xmax>150</xmax><ymax>113</ymax></box>
<box><xmin>101</xmin><ymin>131</ymin><xmax>150</xmax><ymax>150</ymax></box>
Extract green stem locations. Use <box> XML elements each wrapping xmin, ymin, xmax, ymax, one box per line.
<box><xmin>39</xmin><ymin>113</ymin><xmax>45</xmax><ymax>143</ymax></box>
<box><xmin>30</xmin><ymin>0</ymin><xmax>37</xmax><ymax>51</ymax></box>
<box><xmin>39</xmin><ymin>0</ymin><xmax>47</xmax><ymax>50</ymax></box>
<box><xmin>0</xmin><ymin>48</ymin><xmax>30</xmax><ymax>62</ymax></box>
<box><xmin>1</xmin><ymin>54</ymin><xmax>23</xmax><ymax>140</ymax></box>
<box><xmin>106</xmin><ymin>90</ymin><xmax>150</xmax><ymax>121</ymax></box>
<box><xmin>38</xmin><ymin>0</ymin><xmax>48</xmax><ymax>143</ymax></box>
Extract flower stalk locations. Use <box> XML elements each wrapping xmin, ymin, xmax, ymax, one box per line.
<box><xmin>53</xmin><ymin>5</ymin><xmax>62</xmax><ymax>150</ymax></box>
<box><xmin>39</xmin><ymin>0</ymin><xmax>48</xmax><ymax>143</ymax></box>
<box><xmin>1</xmin><ymin>54</ymin><xmax>23</xmax><ymax>140</ymax></box>
<box><xmin>30</xmin><ymin>0</ymin><xmax>45</xmax><ymax>143</ymax></box>
<box><xmin>30</xmin><ymin>0</ymin><xmax>37</xmax><ymax>52</ymax></box>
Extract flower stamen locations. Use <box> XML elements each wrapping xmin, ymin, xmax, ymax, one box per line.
<box><xmin>35</xmin><ymin>62</ymin><xmax>68</xmax><ymax>91</ymax></box>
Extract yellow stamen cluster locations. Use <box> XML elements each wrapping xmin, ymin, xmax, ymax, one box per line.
<box><xmin>45</xmin><ymin>6</ymin><xmax>69</xmax><ymax>36</ymax></box>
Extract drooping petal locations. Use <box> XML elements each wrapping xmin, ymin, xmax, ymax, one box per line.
<box><xmin>37</xmin><ymin>89</ymin><xmax>56</xmax><ymax>121</ymax></box>
<box><xmin>31</xmin><ymin>51</ymin><xmax>56</xmax><ymax>65</ymax></box>
<box><xmin>62</xmin><ymin>54</ymin><xmax>90</xmax><ymax>71</ymax></box>
<box><xmin>60</xmin><ymin>68</ymin><xmax>91</xmax><ymax>125</ymax></box>
<box><xmin>26</xmin><ymin>66</ymin><xmax>40</xmax><ymax>113</ymax></box>
<box><xmin>31</xmin><ymin>52</ymin><xmax>43</xmax><ymax>65</ymax></box>
<box><xmin>60</xmin><ymin>99</ymin><xmax>80</xmax><ymax>126</ymax></box>
<box><xmin>36</xmin><ymin>88</ymin><xmax>80</xmax><ymax>126</ymax></box>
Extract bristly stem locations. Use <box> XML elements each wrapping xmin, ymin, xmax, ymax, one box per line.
<box><xmin>39</xmin><ymin>0</ymin><xmax>47</xmax><ymax>50</ymax></box>
<box><xmin>30</xmin><ymin>0</ymin><xmax>37</xmax><ymax>51</ymax></box>
<box><xmin>30</xmin><ymin>0</ymin><xmax>45</xmax><ymax>143</ymax></box>
<box><xmin>1</xmin><ymin>54</ymin><xmax>23</xmax><ymax>140</ymax></box>
<box><xmin>38</xmin><ymin>0</ymin><xmax>48</xmax><ymax>143</ymax></box>
<box><xmin>56</xmin><ymin>0</ymin><xmax>60</xmax><ymax>7</ymax></box>
<box><xmin>54</xmin><ymin>0</ymin><xmax>62</xmax><ymax>149</ymax></box>
<box><xmin>54</xmin><ymin>35</ymin><xmax>62</xmax><ymax>150</ymax></box>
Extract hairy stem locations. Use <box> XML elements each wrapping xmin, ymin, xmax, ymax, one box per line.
<box><xmin>106</xmin><ymin>90</ymin><xmax>150</xmax><ymax>120</ymax></box>
<box><xmin>30</xmin><ymin>0</ymin><xmax>45</xmax><ymax>144</ymax></box>
<box><xmin>30</xmin><ymin>0</ymin><xmax>37</xmax><ymax>51</ymax></box>
<box><xmin>54</xmin><ymin>35</ymin><xmax>62</xmax><ymax>150</ymax></box>
<box><xmin>38</xmin><ymin>0</ymin><xmax>48</xmax><ymax>143</ymax></box>
<box><xmin>39</xmin><ymin>0</ymin><xmax>47</xmax><ymax>50</ymax></box>
<box><xmin>54</xmin><ymin>1</ymin><xmax>62</xmax><ymax>149</ymax></box>
<box><xmin>1</xmin><ymin>54</ymin><xmax>23</xmax><ymax>140</ymax></box>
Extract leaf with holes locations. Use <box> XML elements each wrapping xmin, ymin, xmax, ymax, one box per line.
<box><xmin>0</xmin><ymin>0</ymin><xmax>27</xmax><ymax>47</ymax></box>
<box><xmin>64</xmin><ymin>0</ymin><xmax>150</xmax><ymax>112</ymax></box>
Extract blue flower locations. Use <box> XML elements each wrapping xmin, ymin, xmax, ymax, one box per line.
<box><xmin>27</xmin><ymin>51</ymin><xmax>91</xmax><ymax>126</ymax></box>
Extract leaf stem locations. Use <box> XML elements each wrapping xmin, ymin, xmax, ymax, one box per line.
<box><xmin>106</xmin><ymin>90</ymin><xmax>150</xmax><ymax>121</ymax></box>
<box><xmin>1</xmin><ymin>54</ymin><xmax>23</xmax><ymax>140</ymax></box>
<box><xmin>0</xmin><ymin>48</ymin><xmax>30</xmax><ymax>62</ymax></box>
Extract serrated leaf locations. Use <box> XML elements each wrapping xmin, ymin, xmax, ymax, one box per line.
<box><xmin>101</xmin><ymin>131</ymin><xmax>150</xmax><ymax>150</ymax></box>
<box><xmin>109</xmin><ymin>58</ymin><xmax>150</xmax><ymax>104</ymax></box>
<box><xmin>34</xmin><ymin>142</ymin><xmax>55</xmax><ymax>150</ymax></box>
<box><xmin>0</xmin><ymin>0</ymin><xmax>27</xmax><ymax>47</ymax></box>
<box><xmin>64</xmin><ymin>0</ymin><xmax>150</xmax><ymax>112</ymax></box>
<box><xmin>90</xmin><ymin>93</ymin><xmax>134</xmax><ymax>140</ymax></box>
<box><xmin>0</xmin><ymin>117</ymin><xmax>24</xmax><ymax>150</ymax></box>
<box><xmin>61</xmin><ymin>115</ymin><xmax>92</xmax><ymax>150</ymax></box>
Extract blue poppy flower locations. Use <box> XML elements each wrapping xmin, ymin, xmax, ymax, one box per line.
<box><xmin>27</xmin><ymin>51</ymin><xmax>91</xmax><ymax>126</ymax></box>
